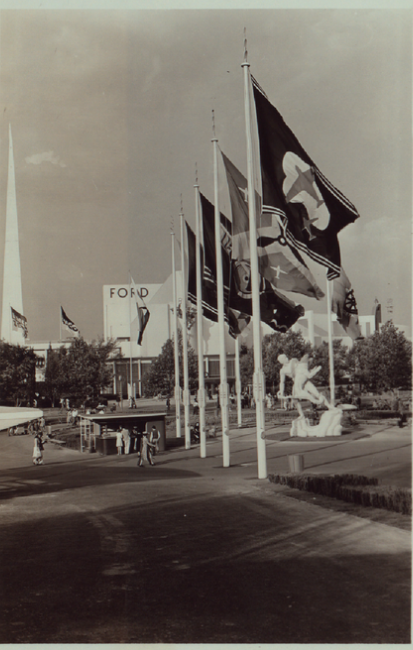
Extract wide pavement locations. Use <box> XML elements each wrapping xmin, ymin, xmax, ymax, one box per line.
<box><xmin>0</xmin><ymin>421</ymin><xmax>410</xmax><ymax>643</ymax></box>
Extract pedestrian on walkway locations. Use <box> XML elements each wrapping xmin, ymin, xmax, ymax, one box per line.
<box><xmin>32</xmin><ymin>434</ymin><xmax>46</xmax><ymax>465</ymax></box>
<box><xmin>149</xmin><ymin>425</ymin><xmax>160</xmax><ymax>455</ymax></box>
<box><xmin>138</xmin><ymin>430</ymin><xmax>155</xmax><ymax>467</ymax></box>
<box><xmin>116</xmin><ymin>427</ymin><xmax>124</xmax><ymax>455</ymax></box>
<box><xmin>122</xmin><ymin>427</ymin><xmax>131</xmax><ymax>454</ymax></box>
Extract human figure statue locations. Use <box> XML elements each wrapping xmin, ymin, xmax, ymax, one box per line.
<box><xmin>277</xmin><ymin>353</ymin><xmax>330</xmax><ymax>408</ymax></box>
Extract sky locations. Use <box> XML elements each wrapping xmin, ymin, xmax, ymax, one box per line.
<box><xmin>0</xmin><ymin>6</ymin><xmax>411</xmax><ymax>341</ymax></box>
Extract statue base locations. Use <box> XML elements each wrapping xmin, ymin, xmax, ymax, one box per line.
<box><xmin>290</xmin><ymin>407</ymin><xmax>343</xmax><ymax>438</ymax></box>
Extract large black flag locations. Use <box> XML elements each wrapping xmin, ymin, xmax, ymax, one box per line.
<box><xmin>252</xmin><ymin>76</ymin><xmax>359</xmax><ymax>279</ymax></box>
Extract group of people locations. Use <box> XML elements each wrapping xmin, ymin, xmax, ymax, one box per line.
<box><xmin>9</xmin><ymin>417</ymin><xmax>46</xmax><ymax>437</ymax></box>
<box><xmin>115</xmin><ymin>425</ymin><xmax>160</xmax><ymax>467</ymax></box>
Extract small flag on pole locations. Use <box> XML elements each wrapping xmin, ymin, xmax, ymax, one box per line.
<box><xmin>331</xmin><ymin>269</ymin><xmax>362</xmax><ymax>340</ymax></box>
<box><xmin>11</xmin><ymin>307</ymin><xmax>28</xmax><ymax>338</ymax></box>
<box><xmin>61</xmin><ymin>307</ymin><xmax>79</xmax><ymax>335</ymax></box>
<box><xmin>130</xmin><ymin>277</ymin><xmax>150</xmax><ymax>345</ymax></box>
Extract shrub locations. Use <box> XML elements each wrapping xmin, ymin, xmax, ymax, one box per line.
<box><xmin>269</xmin><ymin>473</ymin><xmax>411</xmax><ymax>515</ymax></box>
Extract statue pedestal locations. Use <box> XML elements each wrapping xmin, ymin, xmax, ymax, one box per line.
<box><xmin>290</xmin><ymin>407</ymin><xmax>343</xmax><ymax>438</ymax></box>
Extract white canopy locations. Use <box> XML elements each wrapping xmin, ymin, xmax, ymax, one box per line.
<box><xmin>0</xmin><ymin>406</ymin><xmax>43</xmax><ymax>431</ymax></box>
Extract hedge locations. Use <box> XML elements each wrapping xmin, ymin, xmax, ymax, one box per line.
<box><xmin>269</xmin><ymin>473</ymin><xmax>411</xmax><ymax>515</ymax></box>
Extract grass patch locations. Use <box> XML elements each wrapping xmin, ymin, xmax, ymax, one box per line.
<box><xmin>269</xmin><ymin>473</ymin><xmax>412</xmax><ymax>516</ymax></box>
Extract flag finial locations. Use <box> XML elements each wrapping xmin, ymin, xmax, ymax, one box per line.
<box><xmin>212</xmin><ymin>109</ymin><xmax>217</xmax><ymax>141</ymax></box>
<box><xmin>195</xmin><ymin>162</ymin><xmax>198</xmax><ymax>186</ymax></box>
<box><xmin>243</xmin><ymin>27</ymin><xmax>248</xmax><ymax>63</ymax></box>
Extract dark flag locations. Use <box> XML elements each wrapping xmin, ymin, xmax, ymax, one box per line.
<box><xmin>221</xmin><ymin>150</ymin><xmax>324</xmax><ymax>300</ymax></box>
<box><xmin>136</xmin><ymin>306</ymin><xmax>150</xmax><ymax>345</ymax></box>
<box><xmin>185</xmin><ymin>221</ymin><xmax>197</xmax><ymax>308</ymax></box>
<box><xmin>331</xmin><ymin>269</ymin><xmax>362</xmax><ymax>340</ymax></box>
<box><xmin>200</xmin><ymin>193</ymin><xmax>231</xmax><ymax>323</ymax></box>
<box><xmin>11</xmin><ymin>307</ymin><xmax>28</xmax><ymax>338</ymax></box>
<box><xmin>252</xmin><ymin>76</ymin><xmax>359</xmax><ymax>279</ymax></box>
<box><xmin>200</xmin><ymin>193</ymin><xmax>304</xmax><ymax>336</ymax></box>
<box><xmin>61</xmin><ymin>306</ymin><xmax>79</xmax><ymax>335</ymax></box>
<box><xmin>130</xmin><ymin>277</ymin><xmax>150</xmax><ymax>345</ymax></box>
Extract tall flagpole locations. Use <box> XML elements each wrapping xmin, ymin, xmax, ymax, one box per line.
<box><xmin>212</xmin><ymin>113</ymin><xmax>230</xmax><ymax>468</ymax></box>
<box><xmin>235</xmin><ymin>335</ymin><xmax>242</xmax><ymax>428</ymax></box>
<box><xmin>171</xmin><ymin>224</ymin><xmax>182</xmax><ymax>438</ymax></box>
<box><xmin>325</xmin><ymin>277</ymin><xmax>335</xmax><ymax>405</ymax></box>
<box><xmin>242</xmin><ymin>41</ymin><xmax>267</xmax><ymax>479</ymax></box>
<box><xmin>194</xmin><ymin>170</ymin><xmax>207</xmax><ymax>457</ymax></box>
<box><xmin>128</xmin><ymin>275</ymin><xmax>133</xmax><ymax>405</ymax></box>
<box><xmin>180</xmin><ymin>205</ymin><xmax>191</xmax><ymax>450</ymax></box>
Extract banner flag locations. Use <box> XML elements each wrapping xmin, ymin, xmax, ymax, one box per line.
<box><xmin>331</xmin><ymin>269</ymin><xmax>362</xmax><ymax>340</ymax></box>
<box><xmin>252</xmin><ymin>76</ymin><xmax>359</xmax><ymax>279</ymax></box>
<box><xmin>221</xmin><ymin>150</ymin><xmax>324</xmax><ymax>300</ymax></box>
<box><xmin>130</xmin><ymin>277</ymin><xmax>150</xmax><ymax>346</ymax></box>
<box><xmin>185</xmin><ymin>221</ymin><xmax>197</xmax><ymax>308</ymax></box>
<box><xmin>61</xmin><ymin>306</ymin><xmax>79</xmax><ymax>336</ymax></box>
<box><xmin>11</xmin><ymin>306</ymin><xmax>28</xmax><ymax>338</ymax></box>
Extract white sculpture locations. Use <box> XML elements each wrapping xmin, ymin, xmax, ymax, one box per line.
<box><xmin>277</xmin><ymin>353</ymin><xmax>343</xmax><ymax>438</ymax></box>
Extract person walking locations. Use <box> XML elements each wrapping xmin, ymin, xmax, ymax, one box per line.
<box><xmin>149</xmin><ymin>425</ymin><xmax>160</xmax><ymax>456</ymax></box>
<box><xmin>115</xmin><ymin>427</ymin><xmax>124</xmax><ymax>455</ymax></box>
<box><xmin>138</xmin><ymin>430</ymin><xmax>155</xmax><ymax>467</ymax></box>
<box><xmin>32</xmin><ymin>434</ymin><xmax>46</xmax><ymax>465</ymax></box>
<box><xmin>122</xmin><ymin>427</ymin><xmax>131</xmax><ymax>454</ymax></box>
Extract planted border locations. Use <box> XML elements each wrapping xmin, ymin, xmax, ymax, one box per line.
<box><xmin>269</xmin><ymin>473</ymin><xmax>412</xmax><ymax>515</ymax></box>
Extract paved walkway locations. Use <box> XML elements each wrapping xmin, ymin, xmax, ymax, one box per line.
<box><xmin>0</xmin><ymin>423</ymin><xmax>410</xmax><ymax>643</ymax></box>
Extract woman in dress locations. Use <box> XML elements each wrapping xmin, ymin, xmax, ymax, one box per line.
<box><xmin>32</xmin><ymin>434</ymin><xmax>46</xmax><ymax>465</ymax></box>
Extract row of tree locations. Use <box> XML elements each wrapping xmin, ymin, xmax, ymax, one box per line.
<box><xmin>143</xmin><ymin>321</ymin><xmax>412</xmax><ymax>397</ymax></box>
<box><xmin>0</xmin><ymin>337</ymin><xmax>120</xmax><ymax>407</ymax></box>
<box><xmin>0</xmin><ymin>321</ymin><xmax>410</xmax><ymax>407</ymax></box>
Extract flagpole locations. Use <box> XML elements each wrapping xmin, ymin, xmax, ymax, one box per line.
<box><xmin>235</xmin><ymin>335</ymin><xmax>242</xmax><ymax>428</ymax></box>
<box><xmin>171</xmin><ymin>225</ymin><xmax>182</xmax><ymax>438</ymax></box>
<box><xmin>212</xmin><ymin>117</ymin><xmax>230</xmax><ymax>468</ymax></box>
<box><xmin>59</xmin><ymin>307</ymin><xmax>62</xmax><ymax>343</ymax></box>
<box><xmin>194</xmin><ymin>174</ymin><xmax>207</xmax><ymax>458</ymax></box>
<box><xmin>128</xmin><ymin>275</ymin><xmax>133</xmax><ymax>405</ymax></box>
<box><xmin>326</xmin><ymin>277</ymin><xmax>335</xmax><ymax>405</ymax></box>
<box><xmin>180</xmin><ymin>209</ymin><xmax>191</xmax><ymax>450</ymax></box>
<box><xmin>242</xmin><ymin>47</ymin><xmax>267</xmax><ymax>479</ymax></box>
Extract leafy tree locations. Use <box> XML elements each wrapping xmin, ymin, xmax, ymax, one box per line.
<box><xmin>45</xmin><ymin>337</ymin><xmax>120</xmax><ymax>406</ymax></box>
<box><xmin>347</xmin><ymin>321</ymin><xmax>412</xmax><ymax>392</ymax></box>
<box><xmin>239</xmin><ymin>344</ymin><xmax>254</xmax><ymax>391</ymax></box>
<box><xmin>310</xmin><ymin>339</ymin><xmax>349</xmax><ymax>387</ymax></box>
<box><xmin>0</xmin><ymin>342</ymin><xmax>38</xmax><ymax>406</ymax></box>
<box><xmin>142</xmin><ymin>332</ymin><xmax>198</xmax><ymax>397</ymax></box>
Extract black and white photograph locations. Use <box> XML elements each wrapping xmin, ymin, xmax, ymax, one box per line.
<box><xmin>0</xmin><ymin>1</ymin><xmax>411</xmax><ymax>644</ymax></box>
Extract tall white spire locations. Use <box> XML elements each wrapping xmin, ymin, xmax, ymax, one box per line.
<box><xmin>1</xmin><ymin>125</ymin><xmax>25</xmax><ymax>344</ymax></box>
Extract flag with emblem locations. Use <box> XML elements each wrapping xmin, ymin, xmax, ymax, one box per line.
<box><xmin>252</xmin><ymin>76</ymin><xmax>359</xmax><ymax>279</ymax></box>
<box><xmin>129</xmin><ymin>277</ymin><xmax>150</xmax><ymax>345</ymax></box>
<box><xmin>221</xmin><ymin>150</ymin><xmax>324</xmax><ymax>300</ymax></box>
<box><xmin>61</xmin><ymin>307</ymin><xmax>79</xmax><ymax>336</ymax></box>
<box><xmin>11</xmin><ymin>307</ymin><xmax>28</xmax><ymax>338</ymax></box>
<box><xmin>331</xmin><ymin>269</ymin><xmax>362</xmax><ymax>340</ymax></box>
<box><xmin>200</xmin><ymin>192</ymin><xmax>304</xmax><ymax>336</ymax></box>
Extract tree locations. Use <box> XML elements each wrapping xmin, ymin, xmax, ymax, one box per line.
<box><xmin>142</xmin><ymin>332</ymin><xmax>198</xmax><ymax>397</ymax></box>
<box><xmin>347</xmin><ymin>321</ymin><xmax>412</xmax><ymax>392</ymax></box>
<box><xmin>45</xmin><ymin>337</ymin><xmax>120</xmax><ymax>406</ymax></box>
<box><xmin>0</xmin><ymin>342</ymin><xmax>38</xmax><ymax>406</ymax></box>
<box><xmin>311</xmin><ymin>339</ymin><xmax>349</xmax><ymax>387</ymax></box>
<box><xmin>239</xmin><ymin>344</ymin><xmax>254</xmax><ymax>391</ymax></box>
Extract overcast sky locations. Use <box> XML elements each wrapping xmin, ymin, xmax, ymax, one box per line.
<box><xmin>0</xmin><ymin>7</ymin><xmax>411</xmax><ymax>341</ymax></box>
